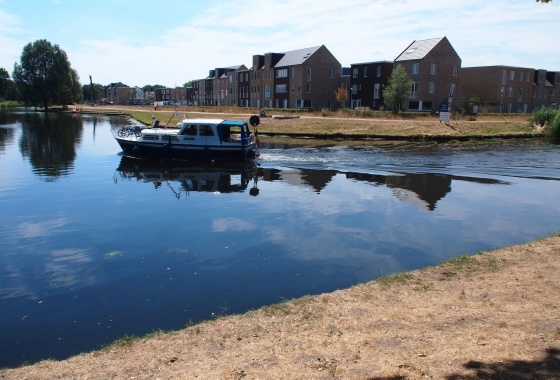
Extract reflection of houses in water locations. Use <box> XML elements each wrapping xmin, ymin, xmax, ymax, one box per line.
<box><xmin>347</xmin><ymin>172</ymin><xmax>452</xmax><ymax>211</ymax></box>
<box><xmin>259</xmin><ymin>168</ymin><xmax>337</xmax><ymax>193</ymax></box>
<box><xmin>346</xmin><ymin>172</ymin><xmax>508</xmax><ymax>211</ymax></box>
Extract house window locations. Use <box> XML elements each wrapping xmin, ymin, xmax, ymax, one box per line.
<box><xmin>275</xmin><ymin>84</ymin><xmax>287</xmax><ymax>93</ymax></box>
<box><xmin>306</xmin><ymin>83</ymin><xmax>311</xmax><ymax>93</ymax></box>
<box><xmin>501</xmin><ymin>70</ymin><xmax>507</xmax><ymax>85</ymax></box>
<box><xmin>291</xmin><ymin>68</ymin><xmax>295</xmax><ymax>78</ymax></box>
<box><xmin>306</xmin><ymin>68</ymin><xmax>311</xmax><ymax>81</ymax></box>
<box><xmin>520</xmin><ymin>72</ymin><xmax>524</xmax><ymax>82</ymax></box>
<box><xmin>412</xmin><ymin>63</ymin><xmax>419</xmax><ymax>75</ymax></box>
<box><xmin>410</xmin><ymin>82</ymin><xmax>418</xmax><ymax>98</ymax></box>
<box><xmin>352</xmin><ymin>68</ymin><xmax>358</xmax><ymax>78</ymax></box>
<box><xmin>276</xmin><ymin>69</ymin><xmax>288</xmax><ymax>78</ymax></box>
<box><xmin>518</xmin><ymin>88</ymin><xmax>523</xmax><ymax>102</ymax></box>
<box><xmin>450</xmin><ymin>83</ymin><xmax>456</xmax><ymax>95</ymax></box>
<box><xmin>373</xmin><ymin>83</ymin><xmax>380</xmax><ymax>99</ymax></box>
<box><xmin>351</xmin><ymin>84</ymin><xmax>358</xmax><ymax>94</ymax></box>
<box><xmin>453</xmin><ymin>65</ymin><xmax>458</xmax><ymax>77</ymax></box>
<box><xmin>329</xmin><ymin>68</ymin><xmax>334</xmax><ymax>78</ymax></box>
<box><xmin>264</xmin><ymin>85</ymin><xmax>271</xmax><ymax>98</ymax></box>
<box><xmin>364</xmin><ymin>67</ymin><xmax>368</xmax><ymax>77</ymax></box>
<box><xmin>376</xmin><ymin>66</ymin><xmax>381</xmax><ymax>77</ymax></box>
<box><xmin>508</xmin><ymin>87</ymin><xmax>513</xmax><ymax>97</ymax></box>
<box><xmin>429</xmin><ymin>82</ymin><xmax>435</xmax><ymax>94</ymax></box>
<box><xmin>527</xmin><ymin>72</ymin><xmax>531</xmax><ymax>82</ymax></box>
<box><xmin>430</xmin><ymin>63</ymin><xmax>437</xmax><ymax>75</ymax></box>
<box><xmin>510</xmin><ymin>70</ymin><xmax>515</xmax><ymax>81</ymax></box>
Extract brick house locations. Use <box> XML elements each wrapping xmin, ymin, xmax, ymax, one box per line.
<box><xmin>394</xmin><ymin>37</ymin><xmax>461</xmax><ymax>112</ymax></box>
<box><xmin>532</xmin><ymin>69</ymin><xmax>560</xmax><ymax>111</ymax></box>
<box><xmin>107</xmin><ymin>83</ymin><xmax>145</xmax><ymax>105</ymax></box>
<box><xmin>238</xmin><ymin>45</ymin><xmax>342</xmax><ymax>109</ymax></box>
<box><xmin>458</xmin><ymin>66</ymin><xmax>535</xmax><ymax>113</ymax></box>
<box><xmin>349</xmin><ymin>61</ymin><xmax>393</xmax><ymax>109</ymax></box>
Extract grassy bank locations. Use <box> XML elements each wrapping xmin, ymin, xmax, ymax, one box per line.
<box><xmin>80</xmin><ymin>104</ymin><xmax>542</xmax><ymax>141</ymax></box>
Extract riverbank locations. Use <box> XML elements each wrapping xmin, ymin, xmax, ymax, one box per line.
<box><xmin>76</xmin><ymin>104</ymin><xmax>542</xmax><ymax>141</ymax></box>
<box><xmin>2</xmin><ymin>233</ymin><xmax>559</xmax><ymax>379</ymax></box>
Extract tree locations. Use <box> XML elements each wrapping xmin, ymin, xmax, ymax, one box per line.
<box><xmin>334</xmin><ymin>84</ymin><xmax>349</xmax><ymax>108</ymax></box>
<box><xmin>82</xmin><ymin>83</ymin><xmax>105</xmax><ymax>102</ymax></box>
<box><xmin>382</xmin><ymin>64</ymin><xmax>412</xmax><ymax>114</ymax></box>
<box><xmin>536</xmin><ymin>0</ymin><xmax>551</xmax><ymax>3</ymax></box>
<box><xmin>13</xmin><ymin>39</ymin><xmax>81</xmax><ymax>109</ymax></box>
<box><xmin>0</xmin><ymin>67</ymin><xmax>13</xmax><ymax>100</ymax></box>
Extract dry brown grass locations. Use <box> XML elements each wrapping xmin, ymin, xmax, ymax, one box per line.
<box><xmin>82</xmin><ymin>104</ymin><xmax>539</xmax><ymax>140</ymax></box>
<box><xmin>2</xmin><ymin>235</ymin><xmax>559</xmax><ymax>379</ymax></box>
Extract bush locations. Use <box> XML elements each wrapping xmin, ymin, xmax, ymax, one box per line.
<box><xmin>548</xmin><ymin>111</ymin><xmax>560</xmax><ymax>138</ymax></box>
<box><xmin>531</xmin><ymin>108</ymin><xmax>558</xmax><ymax>127</ymax></box>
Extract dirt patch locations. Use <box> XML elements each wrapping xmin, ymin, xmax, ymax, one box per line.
<box><xmin>2</xmin><ymin>235</ymin><xmax>559</xmax><ymax>379</ymax></box>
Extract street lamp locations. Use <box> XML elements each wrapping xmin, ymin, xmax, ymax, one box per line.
<box><xmin>500</xmin><ymin>86</ymin><xmax>505</xmax><ymax>113</ymax></box>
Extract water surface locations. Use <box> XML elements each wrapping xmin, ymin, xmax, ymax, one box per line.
<box><xmin>1</xmin><ymin>111</ymin><xmax>559</xmax><ymax>367</ymax></box>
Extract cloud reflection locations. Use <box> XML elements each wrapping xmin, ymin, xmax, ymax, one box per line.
<box><xmin>212</xmin><ymin>217</ymin><xmax>255</xmax><ymax>232</ymax></box>
<box><xmin>16</xmin><ymin>218</ymin><xmax>67</xmax><ymax>238</ymax></box>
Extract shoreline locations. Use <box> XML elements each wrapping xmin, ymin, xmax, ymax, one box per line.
<box><xmin>68</xmin><ymin>105</ymin><xmax>545</xmax><ymax>142</ymax></box>
<box><xmin>2</xmin><ymin>233</ymin><xmax>559</xmax><ymax>378</ymax></box>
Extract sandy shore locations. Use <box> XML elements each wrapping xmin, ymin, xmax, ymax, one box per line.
<box><xmin>2</xmin><ymin>234</ymin><xmax>559</xmax><ymax>379</ymax></box>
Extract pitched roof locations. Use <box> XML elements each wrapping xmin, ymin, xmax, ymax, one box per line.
<box><xmin>394</xmin><ymin>37</ymin><xmax>445</xmax><ymax>62</ymax></box>
<box><xmin>274</xmin><ymin>46</ymin><xmax>322</xmax><ymax>67</ymax></box>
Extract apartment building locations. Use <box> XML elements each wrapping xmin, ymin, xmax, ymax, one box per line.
<box><xmin>220</xmin><ymin>45</ymin><xmax>343</xmax><ymax>109</ymax></box>
<box><xmin>349</xmin><ymin>61</ymin><xmax>393</xmax><ymax>109</ymax></box>
<box><xmin>394</xmin><ymin>37</ymin><xmax>461</xmax><ymax>112</ymax></box>
<box><xmin>107</xmin><ymin>82</ymin><xmax>145</xmax><ymax>105</ymax></box>
<box><xmin>532</xmin><ymin>69</ymin><xmax>560</xmax><ymax>111</ymax></box>
<box><xmin>458</xmin><ymin>66</ymin><xmax>535</xmax><ymax>113</ymax></box>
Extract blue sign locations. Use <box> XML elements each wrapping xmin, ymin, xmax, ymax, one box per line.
<box><xmin>440</xmin><ymin>102</ymin><xmax>449</xmax><ymax>112</ymax></box>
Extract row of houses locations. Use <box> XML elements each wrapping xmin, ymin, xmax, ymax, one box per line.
<box><xmin>107</xmin><ymin>37</ymin><xmax>560</xmax><ymax>113</ymax></box>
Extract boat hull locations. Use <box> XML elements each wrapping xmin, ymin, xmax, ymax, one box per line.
<box><xmin>115</xmin><ymin>138</ymin><xmax>258</xmax><ymax>161</ymax></box>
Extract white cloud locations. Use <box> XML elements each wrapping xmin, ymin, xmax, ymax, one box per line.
<box><xmin>0</xmin><ymin>0</ymin><xmax>558</xmax><ymax>86</ymax></box>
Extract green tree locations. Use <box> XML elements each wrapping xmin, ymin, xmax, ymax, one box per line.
<box><xmin>0</xmin><ymin>67</ymin><xmax>12</xmax><ymax>100</ymax></box>
<box><xmin>536</xmin><ymin>0</ymin><xmax>551</xmax><ymax>3</ymax></box>
<box><xmin>82</xmin><ymin>83</ymin><xmax>105</xmax><ymax>102</ymax></box>
<box><xmin>382</xmin><ymin>65</ymin><xmax>412</xmax><ymax>114</ymax></box>
<box><xmin>12</xmin><ymin>39</ymin><xmax>81</xmax><ymax>109</ymax></box>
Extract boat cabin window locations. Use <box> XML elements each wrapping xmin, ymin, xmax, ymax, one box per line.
<box><xmin>199</xmin><ymin>125</ymin><xmax>214</xmax><ymax>136</ymax></box>
<box><xmin>181</xmin><ymin>125</ymin><xmax>197</xmax><ymax>136</ymax></box>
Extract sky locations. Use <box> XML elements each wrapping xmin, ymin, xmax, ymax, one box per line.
<box><xmin>0</xmin><ymin>0</ymin><xmax>558</xmax><ymax>88</ymax></box>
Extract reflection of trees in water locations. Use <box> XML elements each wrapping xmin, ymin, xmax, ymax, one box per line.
<box><xmin>18</xmin><ymin>113</ymin><xmax>83</xmax><ymax>180</ymax></box>
<box><xmin>0</xmin><ymin>127</ymin><xmax>16</xmax><ymax>155</ymax></box>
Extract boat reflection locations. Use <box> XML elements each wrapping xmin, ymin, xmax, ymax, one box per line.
<box><xmin>114</xmin><ymin>155</ymin><xmax>259</xmax><ymax>198</ymax></box>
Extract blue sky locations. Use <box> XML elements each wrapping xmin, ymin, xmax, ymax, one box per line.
<box><xmin>0</xmin><ymin>0</ymin><xmax>558</xmax><ymax>88</ymax></box>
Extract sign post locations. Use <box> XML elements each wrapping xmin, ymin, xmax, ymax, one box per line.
<box><xmin>439</xmin><ymin>101</ymin><xmax>450</xmax><ymax>123</ymax></box>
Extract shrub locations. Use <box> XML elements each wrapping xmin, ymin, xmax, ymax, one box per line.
<box><xmin>548</xmin><ymin>111</ymin><xmax>560</xmax><ymax>138</ymax></box>
<box><xmin>531</xmin><ymin>107</ymin><xmax>558</xmax><ymax>127</ymax></box>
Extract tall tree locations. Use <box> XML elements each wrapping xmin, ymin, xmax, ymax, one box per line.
<box><xmin>13</xmin><ymin>39</ymin><xmax>81</xmax><ymax>109</ymax></box>
<box><xmin>382</xmin><ymin>65</ymin><xmax>412</xmax><ymax>115</ymax></box>
<box><xmin>0</xmin><ymin>67</ymin><xmax>12</xmax><ymax>100</ymax></box>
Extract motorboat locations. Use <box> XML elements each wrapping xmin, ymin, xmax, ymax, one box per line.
<box><xmin>111</xmin><ymin>115</ymin><xmax>260</xmax><ymax>161</ymax></box>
